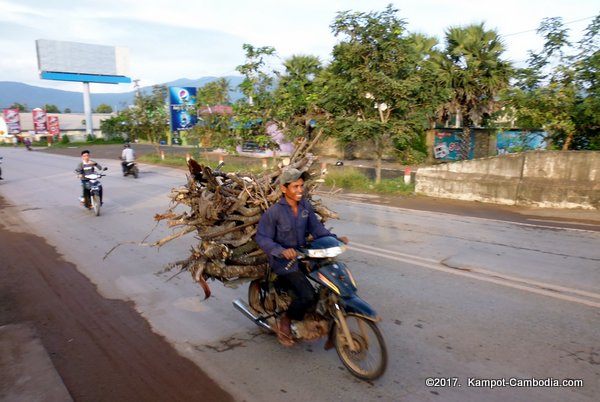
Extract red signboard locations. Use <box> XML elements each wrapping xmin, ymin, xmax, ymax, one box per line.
<box><xmin>32</xmin><ymin>108</ymin><xmax>48</xmax><ymax>134</ymax></box>
<box><xmin>47</xmin><ymin>115</ymin><xmax>60</xmax><ymax>137</ymax></box>
<box><xmin>2</xmin><ymin>108</ymin><xmax>21</xmax><ymax>134</ymax></box>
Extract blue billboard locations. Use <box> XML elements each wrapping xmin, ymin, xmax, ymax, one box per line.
<box><xmin>169</xmin><ymin>87</ymin><xmax>197</xmax><ymax>131</ymax></box>
<box><xmin>496</xmin><ymin>130</ymin><xmax>547</xmax><ymax>154</ymax></box>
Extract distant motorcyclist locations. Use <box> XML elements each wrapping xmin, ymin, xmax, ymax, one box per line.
<box><xmin>75</xmin><ymin>150</ymin><xmax>103</xmax><ymax>208</ymax></box>
<box><xmin>120</xmin><ymin>143</ymin><xmax>135</xmax><ymax>175</ymax></box>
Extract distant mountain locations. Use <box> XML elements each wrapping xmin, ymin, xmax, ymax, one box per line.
<box><xmin>0</xmin><ymin>77</ymin><xmax>245</xmax><ymax>113</ymax></box>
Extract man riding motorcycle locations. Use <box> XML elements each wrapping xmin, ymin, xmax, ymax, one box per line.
<box><xmin>75</xmin><ymin>150</ymin><xmax>103</xmax><ymax>208</ymax></box>
<box><xmin>120</xmin><ymin>143</ymin><xmax>135</xmax><ymax>175</ymax></box>
<box><xmin>255</xmin><ymin>167</ymin><xmax>349</xmax><ymax>347</ymax></box>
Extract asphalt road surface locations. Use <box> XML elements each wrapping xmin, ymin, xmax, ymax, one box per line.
<box><xmin>1</xmin><ymin>145</ymin><xmax>598</xmax><ymax>401</ymax></box>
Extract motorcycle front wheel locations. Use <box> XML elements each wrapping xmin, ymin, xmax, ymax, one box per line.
<box><xmin>334</xmin><ymin>313</ymin><xmax>387</xmax><ymax>380</ymax></box>
<box><xmin>92</xmin><ymin>194</ymin><xmax>101</xmax><ymax>216</ymax></box>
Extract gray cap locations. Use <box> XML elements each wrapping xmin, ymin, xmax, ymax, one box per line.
<box><xmin>279</xmin><ymin>167</ymin><xmax>304</xmax><ymax>185</ymax></box>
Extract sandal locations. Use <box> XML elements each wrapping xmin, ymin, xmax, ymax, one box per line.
<box><xmin>277</xmin><ymin>316</ymin><xmax>295</xmax><ymax>347</ymax></box>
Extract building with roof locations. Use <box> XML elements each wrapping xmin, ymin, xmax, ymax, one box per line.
<box><xmin>0</xmin><ymin>112</ymin><xmax>114</xmax><ymax>144</ymax></box>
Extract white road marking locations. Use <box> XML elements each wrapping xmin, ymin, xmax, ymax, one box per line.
<box><xmin>349</xmin><ymin>242</ymin><xmax>600</xmax><ymax>309</ymax></box>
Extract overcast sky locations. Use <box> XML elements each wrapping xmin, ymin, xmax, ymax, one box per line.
<box><xmin>1</xmin><ymin>0</ymin><xmax>598</xmax><ymax>93</ymax></box>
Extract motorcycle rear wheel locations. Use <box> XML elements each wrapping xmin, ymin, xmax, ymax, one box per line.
<box><xmin>133</xmin><ymin>166</ymin><xmax>139</xmax><ymax>178</ymax></box>
<box><xmin>334</xmin><ymin>314</ymin><xmax>387</xmax><ymax>380</ymax></box>
<box><xmin>248</xmin><ymin>279</ymin><xmax>276</xmax><ymax>333</ymax></box>
<box><xmin>92</xmin><ymin>194</ymin><xmax>101</xmax><ymax>216</ymax></box>
<box><xmin>248</xmin><ymin>279</ymin><xmax>265</xmax><ymax>314</ymax></box>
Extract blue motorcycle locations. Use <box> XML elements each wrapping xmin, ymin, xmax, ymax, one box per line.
<box><xmin>233</xmin><ymin>236</ymin><xmax>388</xmax><ymax>380</ymax></box>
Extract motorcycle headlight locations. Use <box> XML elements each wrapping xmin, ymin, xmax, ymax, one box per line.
<box><xmin>306</xmin><ymin>245</ymin><xmax>345</xmax><ymax>258</ymax></box>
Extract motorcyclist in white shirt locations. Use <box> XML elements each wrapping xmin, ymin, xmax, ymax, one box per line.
<box><xmin>120</xmin><ymin>143</ymin><xmax>135</xmax><ymax>175</ymax></box>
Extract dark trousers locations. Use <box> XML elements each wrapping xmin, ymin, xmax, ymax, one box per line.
<box><xmin>81</xmin><ymin>181</ymin><xmax>103</xmax><ymax>204</ymax></box>
<box><xmin>276</xmin><ymin>270</ymin><xmax>316</xmax><ymax>321</ymax></box>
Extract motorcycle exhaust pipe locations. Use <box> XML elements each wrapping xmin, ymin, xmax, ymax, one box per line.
<box><xmin>232</xmin><ymin>299</ymin><xmax>272</xmax><ymax>332</ymax></box>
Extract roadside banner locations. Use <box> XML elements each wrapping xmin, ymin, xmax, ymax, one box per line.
<box><xmin>47</xmin><ymin>115</ymin><xmax>60</xmax><ymax>138</ymax></box>
<box><xmin>2</xmin><ymin>108</ymin><xmax>21</xmax><ymax>134</ymax></box>
<box><xmin>32</xmin><ymin>108</ymin><xmax>48</xmax><ymax>133</ymax></box>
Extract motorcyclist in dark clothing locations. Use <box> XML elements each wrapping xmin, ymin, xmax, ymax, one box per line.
<box><xmin>256</xmin><ymin>167</ymin><xmax>348</xmax><ymax>347</ymax></box>
<box><xmin>75</xmin><ymin>150</ymin><xmax>103</xmax><ymax>208</ymax></box>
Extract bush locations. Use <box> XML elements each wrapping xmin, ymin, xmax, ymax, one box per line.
<box><xmin>61</xmin><ymin>135</ymin><xmax>70</xmax><ymax>144</ymax></box>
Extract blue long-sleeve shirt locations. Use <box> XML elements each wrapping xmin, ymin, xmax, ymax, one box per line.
<box><xmin>255</xmin><ymin>197</ymin><xmax>333</xmax><ymax>275</ymax></box>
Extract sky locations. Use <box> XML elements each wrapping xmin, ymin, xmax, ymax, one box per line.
<box><xmin>1</xmin><ymin>0</ymin><xmax>598</xmax><ymax>94</ymax></box>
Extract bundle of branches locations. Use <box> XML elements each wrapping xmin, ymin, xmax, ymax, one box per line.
<box><xmin>153</xmin><ymin>132</ymin><xmax>339</xmax><ymax>299</ymax></box>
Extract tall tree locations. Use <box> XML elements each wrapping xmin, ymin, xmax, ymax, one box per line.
<box><xmin>191</xmin><ymin>79</ymin><xmax>233</xmax><ymax>151</ymax></box>
<box><xmin>95</xmin><ymin>104</ymin><xmax>113</xmax><ymax>113</ymax></box>
<box><xmin>319</xmin><ymin>5</ymin><xmax>442</xmax><ymax>182</ymax></box>
<box><xmin>273</xmin><ymin>54</ymin><xmax>323</xmax><ymax>143</ymax></box>
<box><xmin>196</xmin><ymin>78</ymin><xmax>231</xmax><ymax>106</ymax></box>
<box><xmin>233</xmin><ymin>44</ymin><xmax>278</xmax><ymax>151</ymax></box>
<box><xmin>439</xmin><ymin>23</ymin><xmax>512</xmax><ymax>159</ymax></box>
<box><xmin>116</xmin><ymin>85</ymin><xmax>169</xmax><ymax>153</ymax></box>
<box><xmin>503</xmin><ymin>15</ymin><xmax>600</xmax><ymax>150</ymax></box>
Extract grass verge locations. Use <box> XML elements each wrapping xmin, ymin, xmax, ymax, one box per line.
<box><xmin>139</xmin><ymin>154</ymin><xmax>414</xmax><ymax>195</ymax></box>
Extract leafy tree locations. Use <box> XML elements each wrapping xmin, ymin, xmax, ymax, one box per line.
<box><xmin>99</xmin><ymin>112</ymin><xmax>131</xmax><ymax>140</ymax></box>
<box><xmin>272</xmin><ymin>54</ymin><xmax>324</xmax><ymax>144</ymax></box>
<box><xmin>9</xmin><ymin>102</ymin><xmax>28</xmax><ymax>112</ymax></box>
<box><xmin>102</xmin><ymin>85</ymin><xmax>169</xmax><ymax>153</ymax></box>
<box><xmin>438</xmin><ymin>23</ymin><xmax>512</xmax><ymax>159</ymax></box>
<box><xmin>95</xmin><ymin>104</ymin><xmax>113</xmax><ymax>113</ymax></box>
<box><xmin>43</xmin><ymin>104</ymin><xmax>60</xmax><ymax>113</ymax></box>
<box><xmin>197</xmin><ymin>78</ymin><xmax>231</xmax><ymax>106</ymax></box>
<box><xmin>63</xmin><ymin>108</ymin><xmax>72</xmax><ymax>113</ymax></box>
<box><xmin>318</xmin><ymin>5</ymin><xmax>443</xmax><ymax>182</ymax></box>
<box><xmin>502</xmin><ymin>15</ymin><xmax>600</xmax><ymax>150</ymax></box>
<box><xmin>233</xmin><ymin>44</ymin><xmax>278</xmax><ymax>152</ymax></box>
<box><xmin>190</xmin><ymin>78</ymin><xmax>234</xmax><ymax>150</ymax></box>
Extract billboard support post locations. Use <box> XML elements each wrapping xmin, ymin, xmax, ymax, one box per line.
<box><xmin>83</xmin><ymin>82</ymin><xmax>93</xmax><ymax>135</ymax></box>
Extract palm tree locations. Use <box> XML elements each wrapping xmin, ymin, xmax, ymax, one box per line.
<box><xmin>274</xmin><ymin>54</ymin><xmax>323</xmax><ymax>140</ymax></box>
<box><xmin>439</xmin><ymin>23</ymin><xmax>512</xmax><ymax>159</ymax></box>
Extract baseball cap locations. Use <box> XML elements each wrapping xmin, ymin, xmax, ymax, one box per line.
<box><xmin>279</xmin><ymin>167</ymin><xmax>305</xmax><ymax>185</ymax></box>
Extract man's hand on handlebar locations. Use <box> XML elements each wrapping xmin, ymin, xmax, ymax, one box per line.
<box><xmin>281</xmin><ymin>248</ymin><xmax>298</xmax><ymax>260</ymax></box>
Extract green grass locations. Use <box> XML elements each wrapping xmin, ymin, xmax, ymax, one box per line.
<box><xmin>138</xmin><ymin>153</ymin><xmax>266</xmax><ymax>174</ymax></box>
<box><xmin>140</xmin><ymin>155</ymin><xmax>414</xmax><ymax>195</ymax></box>
<box><xmin>47</xmin><ymin>138</ymin><xmax>126</xmax><ymax>148</ymax></box>
<box><xmin>323</xmin><ymin>167</ymin><xmax>414</xmax><ymax>195</ymax></box>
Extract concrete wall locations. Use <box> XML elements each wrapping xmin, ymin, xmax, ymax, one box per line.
<box><xmin>415</xmin><ymin>151</ymin><xmax>600</xmax><ymax>210</ymax></box>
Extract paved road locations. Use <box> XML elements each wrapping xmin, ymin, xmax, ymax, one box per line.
<box><xmin>37</xmin><ymin>143</ymin><xmax>600</xmax><ymax>231</ymax></box>
<box><xmin>1</xmin><ymin>146</ymin><xmax>599</xmax><ymax>401</ymax></box>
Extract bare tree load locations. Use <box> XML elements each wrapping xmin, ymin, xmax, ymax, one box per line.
<box><xmin>153</xmin><ymin>133</ymin><xmax>339</xmax><ymax>298</ymax></box>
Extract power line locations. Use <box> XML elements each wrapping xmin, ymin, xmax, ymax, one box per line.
<box><xmin>501</xmin><ymin>15</ymin><xmax>596</xmax><ymax>38</ymax></box>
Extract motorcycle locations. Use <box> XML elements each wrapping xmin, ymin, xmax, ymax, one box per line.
<box><xmin>233</xmin><ymin>235</ymin><xmax>388</xmax><ymax>380</ymax></box>
<box><xmin>123</xmin><ymin>161</ymin><xmax>139</xmax><ymax>178</ymax></box>
<box><xmin>81</xmin><ymin>167</ymin><xmax>107</xmax><ymax>216</ymax></box>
